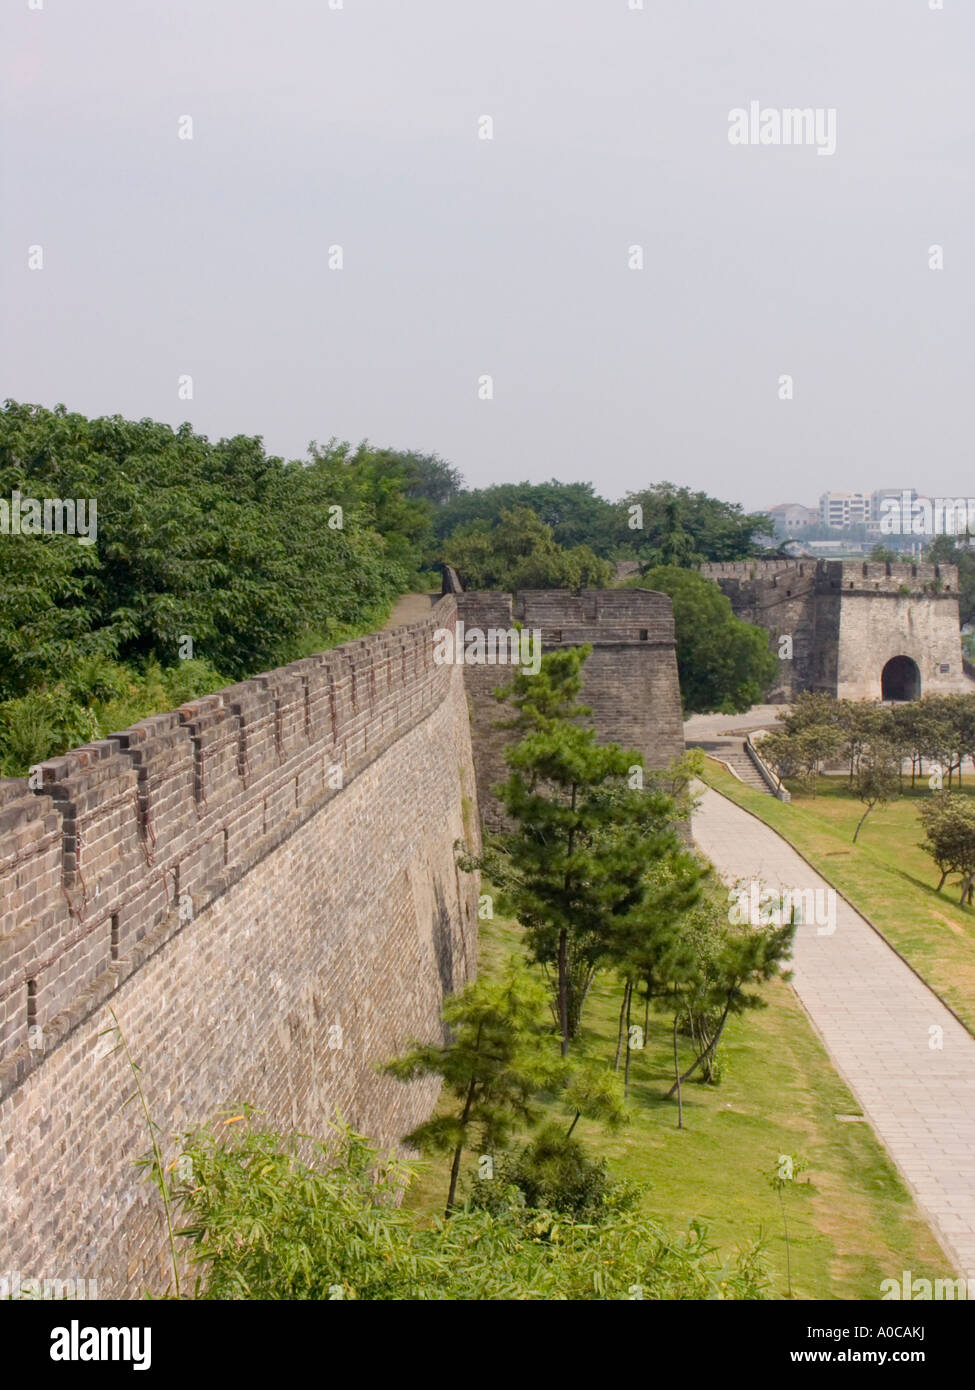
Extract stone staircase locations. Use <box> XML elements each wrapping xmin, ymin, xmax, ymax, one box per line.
<box><xmin>721</xmin><ymin>741</ymin><xmax>774</xmax><ymax>793</ymax></box>
<box><xmin>688</xmin><ymin>736</ymin><xmax>776</xmax><ymax>795</ymax></box>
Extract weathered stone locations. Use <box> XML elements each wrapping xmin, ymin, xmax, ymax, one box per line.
<box><xmin>700</xmin><ymin>559</ymin><xmax>966</xmax><ymax>702</ymax></box>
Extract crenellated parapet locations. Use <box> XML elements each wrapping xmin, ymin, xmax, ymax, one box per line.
<box><xmin>0</xmin><ymin>597</ymin><xmax>459</xmax><ymax>1099</ymax></box>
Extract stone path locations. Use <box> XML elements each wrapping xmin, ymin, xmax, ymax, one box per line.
<box><xmin>382</xmin><ymin>592</ymin><xmax>437</xmax><ymax>630</ymax></box>
<box><xmin>693</xmin><ymin>784</ymin><xmax>975</xmax><ymax>1283</ymax></box>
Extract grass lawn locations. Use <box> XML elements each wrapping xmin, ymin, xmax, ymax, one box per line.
<box><xmin>401</xmin><ymin>902</ymin><xmax>951</xmax><ymax>1300</ymax></box>
<box><xmin>700</xmin><ymin>759</ymin><xmax>975</xmax><ymax>1033</ymax></box>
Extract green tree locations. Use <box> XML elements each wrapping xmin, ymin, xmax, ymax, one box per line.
<box><xmin>435</xmin><ymin>480</ymin><xmax>617</xmax><ymax>553</ymax></box>
<box><xmin>919</xmin><ymin>793</ymin><xmax>975</xmax><ymax>899</ymax></box>
<box><xmin>467</xmin><ymin>646</ymin><xmax>683</xmax><ymax>1053</ymax></box>
<box><xmin>761</xmin><ymin>720</ymin><xmax>844</xmax><ymax>796</ymax></box>
<box><xmin>926</xmin><ymin>534</ymin><xmax>975</xmax><ymax>627</ymax></box>
<box><xmin>0</xmin><ymin>402</ymin><xmax>421</xmax><ymax>700</ymax></box>
<box><xmin>617</xmin><ymin>483</ymin><xmax>773</xmax><ymax>564</ymax></box>
<box><xmin>399</xmin><ymin>450</ymin><xmax>464</xmax><ymax>507</ymax></box>
<box><xmin>443</xmin><ymin>506</ymin><xmax>612</xmax><ymax>591</ymax></box>
<box><xmin>663</xmin><ymin>908</ymin><xmax>794</xmax><ymax>1099</ymax></box>
<box><xmin>629</xmin><ymin>566</ymin><xmax>777</xmax><ymax>713</ymax></box>
<box><xmin>766</xmin><ymin>1153</ymin><xmax>809</xmax><ymax>1300</ymax></box>
<box><xmin>383</xmin><ymin>965</ymin><xmax>562</xmax><ymax>1215</ymax></box>
<box><xmin>851</xmin><ymin>742</ymin><xmax>901</xmax><ymax>843</ymax></box>
<box><xmin>836</xmin><ymin>700</ymin><xmax>890</xmax><ymax>786</ymax></box>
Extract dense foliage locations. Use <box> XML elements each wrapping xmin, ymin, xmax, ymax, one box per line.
<box><xmin>0</xmin><ymin>402</ymin><xmax>442</xmax><ymax>770</ymax></box>
<box><xmin>162</xmin><ymin>1116</ymin><xmax>768</xmax><ymax>1300</ymax></box>
<box><xmin>435</xmin><ymin>478</ymin><xmax>772</xmax><ymax>565</ymax></box>
<box><xmin>926</xmin><ymin>535</ymin><xmax>975</xmax><ymax>628</ymax></box>
<box><xmin>627</xmin><ymin>566</ymin><xmax>779</xmax><ymax>713</ymax></box>
<box><xmin>443</xmin><ymin>506</ymin><xmax>612</xmax><ymax>591</ymax></box>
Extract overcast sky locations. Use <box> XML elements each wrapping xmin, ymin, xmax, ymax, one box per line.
<box><xmin>1</xmin><ymin>0</ymin><xmax>972</xmax><ymax>510</ymax></box>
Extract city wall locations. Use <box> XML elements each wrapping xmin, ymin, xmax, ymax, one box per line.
<box><xmin>0</xmin><ymin>596</ymin><xmax>480</xmax><ymax>1297</ymax></box>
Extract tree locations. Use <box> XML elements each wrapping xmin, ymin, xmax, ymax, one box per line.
<box><xmin>766</xmin><ymin>1153</ymin><xmax>809</xmax><ymax>1300</ymax></box>
<box><xmin>760</xmin><ymin>724</ymin><xmax>844</xmax><ymax>795</ymax></box>
<box><xmin>926</xmin><ymin>534</ymin><xmax>975</xmax><ymax>627</ymax></box>
<box><xmin>630</xmin><ymin>566</ymin><xmax>778</xmax><ymax>713</ymax></box>
<box><xmin>399</xmin><ymin>451</ymin><xmax>464</xmax><ymax>507</ymax></box>
<box><xmin>601</xmin><ymin>850</ymin><xmax>705</xmax><ymax>1098</ymax></box>
<box><xmin>776</xmin><ymin>691</ymin><xmax>844</xmax><ymax>736</ymax></box>
<box><xmin>836</xmin><ymin>700</ymin><xmax>888</xmax><ymax>786</ymax></box>
<box><xmin>919</xmin><ymin>794</ymin><xmax>975</xmax><ymax>899</ymax></box>
<box><xmin>616</xmin><ymin>483</ymin><xmax>773</xmax><ymax>564</ymax></box>
<box><xmin>890</xmin><ymin>701</ymin><xmax>929</xmax><ymax>788</ymax></box>
<box><xmin>851</xmin><ymin>742</ymin><xmax>901</xmax><ymax>843</ymax></box>
<box><xmin>916</xmin><ymin>695</ymin><xmax>969</xmax><ymax>790</ymax></box>
<box><xmin>443</xmin><ymin>506</ymin><xmax>612</xmax><ymax>591</ymax></box>
<box><xmin>466</xmin><ymin>646</ymin><xmax>683</xmax><ymax>1054</ymax></box>
<box><xmin>0</xmin><ymin>402</ymin><xmax>423</xmax><ymax>698</ymax></box>
<box><xmin>435</xmin><ymin>479</ymin><xmax>617</xmax><ymax>553</ymax></box>
<box><xmin>561</xmin><ymin>1061</ymin><xmax>628</xmax><ymax>1138</ymax></box>
<box><xmin>383</xmin><ymin>965</ymin><xmax>562</xmax><ymax>1215</ymax></box>
<box><xmin>663</xmin><ymin>908</ymin><xmax>794</xmax><ymax>1100</ymax></box>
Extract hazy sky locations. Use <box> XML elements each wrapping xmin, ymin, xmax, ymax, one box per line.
<box><xmin>2</xmin><ymin>0</ymin><xmax>972</xmax><ymax>510</ymax></box>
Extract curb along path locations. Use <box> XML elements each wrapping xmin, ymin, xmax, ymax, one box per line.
<box><xmin>693</xmin><ymin>785</ymin><xmax>975</xmax><ymax>1283</ymax></box>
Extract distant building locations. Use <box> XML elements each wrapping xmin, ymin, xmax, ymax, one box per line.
<box><xmin>767</xmin><ymin>502</ymin><xmax>818</xmax><ymax>534</ymax></box>
<box><xmin>819</xmin><ymin>490</ymin><xmax>870</xmax><ymax>528</ymax></box>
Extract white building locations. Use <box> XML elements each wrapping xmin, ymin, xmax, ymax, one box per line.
<box><xmin>819</xmin><ymin>490</ymin><xmax>870</xmax><ymax>528</ymax></box>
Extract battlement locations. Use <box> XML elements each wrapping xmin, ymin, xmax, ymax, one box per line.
<box><xmin>700</xmin><ymin>558</ymin><xmax>958</xmax><ymax>596</ymax></box>
<box><xmin>457</xmin><ymin>588</ymin><xmax>676</xmax><ymax>646</ymax></box>
<box><xmin>700</xmin><ymin>559</ymin><xmax>806</xmax><ymax>582</ymax></box>
<box><xmin>0</xmin><ymin>596</ymin><xmax>460</xmax><ymax>1098</ymax></box>
<box><xmin>818</xmin><ymin>559</ymin><xmax>958</xmax><ymax>596</ymax></box>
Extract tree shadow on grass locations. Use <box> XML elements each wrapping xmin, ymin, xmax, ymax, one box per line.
<box><xmin>886</xmin><ymin>865</ymin><xmax>975</xmax><ymax>917</ymax></box>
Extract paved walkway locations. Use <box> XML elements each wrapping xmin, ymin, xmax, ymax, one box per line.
<box><xmin>693</xmin><ymin>785</ymin><xmax>975</xmax><ymax>1282</ymax></box>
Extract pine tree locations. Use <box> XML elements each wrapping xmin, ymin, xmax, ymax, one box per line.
<box><xmin>469</xmin><ymin>645</ymin><xmax>683</xmax><ymax>1054</ymax></box>
<box><xmin>382</xmin><ymin>965</ymin><xmax>562</xmax><ymax>1215</ymax></box>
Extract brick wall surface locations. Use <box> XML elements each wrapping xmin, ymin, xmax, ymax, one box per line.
<box><xmin>0</xmin><ymin>596</ymin><xmax>480</xmax><ymax>1297</ymax></box>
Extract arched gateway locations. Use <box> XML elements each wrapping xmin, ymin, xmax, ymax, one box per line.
<box><xmin>881</xmin><ymin>655</ymin><xmax>921</xmax><ymax>701</ymax></box>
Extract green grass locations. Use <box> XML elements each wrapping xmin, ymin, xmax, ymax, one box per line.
<box><xmin>402</xmin><ymin>901</ymin><xmax>951</xmax><ymax>1300</ymax></box>
<box><xmin>700</xmin><ymin>760</ymin><xmax>975</xmax><ymax>1033</ymax></box>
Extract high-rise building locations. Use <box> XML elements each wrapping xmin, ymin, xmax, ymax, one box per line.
<box><xmin>819</xmin><ymin>490</ymin><xmax>870</xmax><ymax>528</ymax></box>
